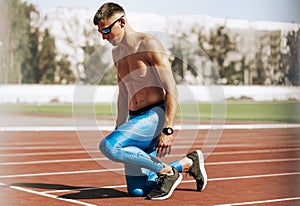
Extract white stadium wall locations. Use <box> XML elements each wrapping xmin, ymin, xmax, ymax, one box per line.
<box><xmin>0</xmin><ymin>85</ymin><xmax>299</xmax><ymax>104</ymax></box>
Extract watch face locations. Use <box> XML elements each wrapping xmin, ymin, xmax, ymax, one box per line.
<box><xmin>163</xmin><ymin>127</ymin><xmax>173</xmax><ymax>135</ymax></box>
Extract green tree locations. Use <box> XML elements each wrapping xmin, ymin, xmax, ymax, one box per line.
<box><xmin>169</xmin><ymin>43</ymin><xmax>184</xmax><ymax>83</ymax></box>
<box><xmin>22</xmin><ymin>27</ymin><xmax>40</xmax><ymax>83</ymax></box>
<box><xmin>56</xmin><ymin>55</ymin><xmax>76</xmax><ymax>84</ymax></box>
<box><xmin>169</xmin><ymin>31</ymin><xmax>205</xmax><ymax>84</ymax></box>
<box><xmin>38</xmin><ymin>29</ymin><xmax>57</xmax><ymax>84</ymax></box>
<box><xmin>287</xmin><ymin>28</ymin><xmax>300</xmax><ymax>85</ymax></box>
<box><xmin>253</xmin><ymin>45</ymin><xmax>266</xmax><ymax>85</ymax></box>
<box><xmin>205</xmin><ymin>26</ymin><xmax>237</xmax><ymax>84</ymax></box>
<box><xmin>0</xmin><ymin>0</ymin><xmax>38</xmax><ymax>83</ymax></box>
<box><xmin>82</xmin><ymin>44</ymin><xmax>115</xmax><ymax>85</ymax></box>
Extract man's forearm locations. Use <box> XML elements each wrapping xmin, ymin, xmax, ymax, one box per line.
<box><xmin>164</xmin><ymin>89</ymin><xmax>178</xmax><ymax>128</ymax></box>
<box><xmin>116</xmin><ymin>94</ymin><xmax>128</xmax><ymax>128</ymax></box>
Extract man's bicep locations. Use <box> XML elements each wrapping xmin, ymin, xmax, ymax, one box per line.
<box><xmin>152</xmin><ymin>53</ymin><xmax>176</xmax><ymax>90</ymax></box>
<box><xmin>144</xmin><ymin>37</ymin><xmax>176</xmax><ymax>91</ymax></box>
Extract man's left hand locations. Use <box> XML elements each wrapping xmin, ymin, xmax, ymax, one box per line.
<box><xmin>156</xmin><ymin>133</ymin><xmax>174</xmax><ymax>158</ymax></box>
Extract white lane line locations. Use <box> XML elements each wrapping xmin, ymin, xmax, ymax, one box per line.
<box><xmin>206</xmin><ymin>157</ymin><xmax>300</xmax><ymax>166</ymax></box>
<box><xmin>2</xmin><ymin>172</ymin><xmax>299</xmax><ymax>205</ymax></box>
<box><xmin>1</xmin><ymin>123</ymin><xmax>299</xmax><ymax>132</ymax></box>
<box><xmin>0</xmin><ymin>158</ymin><xmax>107</xmax><ymax>166</ymax></box>
<box><xmin>1</xmin><ymin>158</ymin><xmax>300</xmax><ymax>178</ymax></box>
<box><xmin>0</xmin><ymin>145</ymin><xmax>84</xmax><ymax>150</ymax></box>
<box><xmin>0</xmin><ymin>182</ymin><xmax>97</xmax><ymax>206</ymax></box>
<box><xmin>0</xmin><ymin>132</ymin><xmax>296</xmax><ymax>147</ymax></box>
<box><xmin>209</xmin><ymin>171</ymin><xmax>300</xmax><ymax>181</ymax></box>
<box><xmin>0</xmin><ymin>143</ymin><xmax>253</xmax><ymax>151</ymax></box>
<box><xmin>43</xmin><ymin>184</ymin><xmax>128</xmax><ymax>194</ymax></box>
<box><xmin>0</xmin><ymin>126</ymin><xmax>112</xmax><ymax>132</ymax></box>
<box><xmin>3</xmin><ymin>141</ymin><xmax>299</xmax><ymax>151</ymax></box>
<box><xmin>215</xmin><ymin>196</ymin><xmax>300</xmax><ymax>206</ymax></box>
<box><xmin>0</xmin><ymin>146</ymin><xmax>85</xmax><ymax>151</ymax></box>
<box><xmin>211</xmin><ymin>148</ymin><xmax>300</xmax><ymax>155</ymax></box>
<box><xmin>1</xmin><ymin>154</ymin><xmax>300</xmax><ymax>166</ymax></box>
<box><xmin>0</xmin><ymin>142</ymin><xmax>72</xmax><ymax>146</ymax></box>
<box><xmin>0</xmin><ymin>150</ymin><xmax>99</xmax><ymax>157</ymax></box>
<box><xmin>1</xmin><ymin>147</ymin><xmax>299</xmax><ymax>158</ymax></box>
<box><xmin>175</xmin><ymin>144</ymin><xmax>253</xmax><ymax>149</ymax></box>
<box><xmin>0</xmin><ymin>168</ymin><xmax>125</xmax><ymax>179</ymax></box>
<box><xmin>41</xmin><ymin>172</ymin><xmax>300</xmax><ymax>194</ymax></box>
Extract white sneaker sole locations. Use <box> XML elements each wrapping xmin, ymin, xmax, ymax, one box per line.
<box><xmin>196</xmin><ymin>150</ymin><xmax>208</xmax><ymax>191</ymax></box>
<box><xmin>150</xmin><ymin>173</ymin><xmax>183</xmax><ymax>200</ymax></box>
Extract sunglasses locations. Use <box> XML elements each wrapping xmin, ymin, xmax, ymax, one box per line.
<box><xmin>99</xmin><ymin>15</ymin><xmax>124</xmax><ymax>35</ymax></box>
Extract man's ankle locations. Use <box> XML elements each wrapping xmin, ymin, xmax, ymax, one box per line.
<box><xmin>180</xmin><ymin>157</ymin><xmax>193</xmax><ymax>172</ymax></box>
<box><xmin>158</xmin><ymin>165</ymin><xmax>174</xmax><ymax>176</ymax></box>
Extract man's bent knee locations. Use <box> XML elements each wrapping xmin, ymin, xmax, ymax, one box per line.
<box><xmin>99</xmin><ymin>138</ymin><xmax>116</xmax><ymax>159</ymax></box>
<box><xmin>99</xmin><ymin>138</ymin><xmax>122</xmax><ymax>162</ymax></box>
<box><xmin>99</xmin><ymin>139</ymin><xmax>108</xmax><ymax>155</ymax></box>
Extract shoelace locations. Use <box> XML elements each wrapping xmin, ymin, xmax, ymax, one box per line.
<box><xmin>155</xmin><ymin>174</ymin><xmax>167</xmax><ymax>190</ymax></box>
<box><xmin>185</xmin><ymin>170</ymin><xmax>193</xmax><ymax>178</ymax></box>
<box><xmin>185</xmin><ymin>165</ymin><xmax>199</xmax><ymax>180</ymax></box>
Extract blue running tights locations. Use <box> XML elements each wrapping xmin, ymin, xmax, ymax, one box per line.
<box><xmin>99</xmin><ymin>103</ymin><xmax>182</xmax><ymax>196</ymax></box>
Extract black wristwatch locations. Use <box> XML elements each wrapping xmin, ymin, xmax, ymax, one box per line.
<box><xmin>162</xmin><ymin>127</ymin><xmax>174</xmax><ymax>135</ymax></box>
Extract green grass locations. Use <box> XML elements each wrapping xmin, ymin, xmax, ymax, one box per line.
<box><xmin>225</xmin><ymin>101</ymin><xmax>300</xmax><ymax>122</ymax></box>
<box><xmin>177</xmin><ymin>101</ymin><xmax>300</xmax><ymax>122</ymax></box>
<box><xmin>1</xmin><ymin>101</ymin><xmax>299</xmax><ymax>122</ymax></box>
<box><xmin>0</xmin><ymin>104</ymin><xmax>114</xmax><ymax>116</ymax></box>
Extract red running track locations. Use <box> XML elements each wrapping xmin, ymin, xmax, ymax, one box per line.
<box><xmin>0</xmin><ymin>126</ymin><xmax>300</xmax><ymax>206</ymax></box>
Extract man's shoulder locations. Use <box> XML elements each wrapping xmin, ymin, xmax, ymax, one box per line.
<box><xmin>140</xmin><ymin>33</ymin><xmax>159</xmax><ymax>44</ymax></box>
<box><xmin>136</xmin><ymin>33</ymin><xmax>164</xmax><ymax>52</ymax></box>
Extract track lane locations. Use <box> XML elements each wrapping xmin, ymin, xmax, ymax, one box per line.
<box><xmin>0</xmin><ymin>126</ymin><xmax>299</xmax><ymax>205</ymax></box>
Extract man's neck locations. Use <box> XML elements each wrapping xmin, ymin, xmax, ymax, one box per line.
<box><xmin>119</xmin><ymin>29</ymin><xmax>140</xmax><ymax>53</ymax></box>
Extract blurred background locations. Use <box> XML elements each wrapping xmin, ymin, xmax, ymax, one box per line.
<box><xmin>0</xmin><ymin>0</ymin><xmax>299</xmax><ymax>122</ymax></box>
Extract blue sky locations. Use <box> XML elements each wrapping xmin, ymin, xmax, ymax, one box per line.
<box><xmin>26</xmin><ymin>0</ymin><xmax>300</xmax><ymax>23</ymax></box>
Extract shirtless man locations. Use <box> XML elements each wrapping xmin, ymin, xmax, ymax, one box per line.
<box><xmin>93</xmin><ymin>2</ymin><xmax>207</xmax><ymax>200</ymax></box>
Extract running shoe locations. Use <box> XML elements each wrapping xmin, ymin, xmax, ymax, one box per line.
<box><xmin>186</xmin><ymin>150</ymin><xmax>207</xmax><ymax>191</ymax></box>
<box><xmin>146</xmin><ymin>167</ymin><xmax>182</xmax><ymax>200</ymax></box>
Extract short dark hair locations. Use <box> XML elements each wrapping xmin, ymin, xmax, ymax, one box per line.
<box><xmin>93</xmin><ymin>2</ymin><xmax>125</xmax><ymax>25</ymax></box>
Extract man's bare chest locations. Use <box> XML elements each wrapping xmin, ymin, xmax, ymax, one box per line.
<box><xmin>116</xmin><ymin>55</ymin><xmax>152</xmax><ymax>81</ymax></box>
